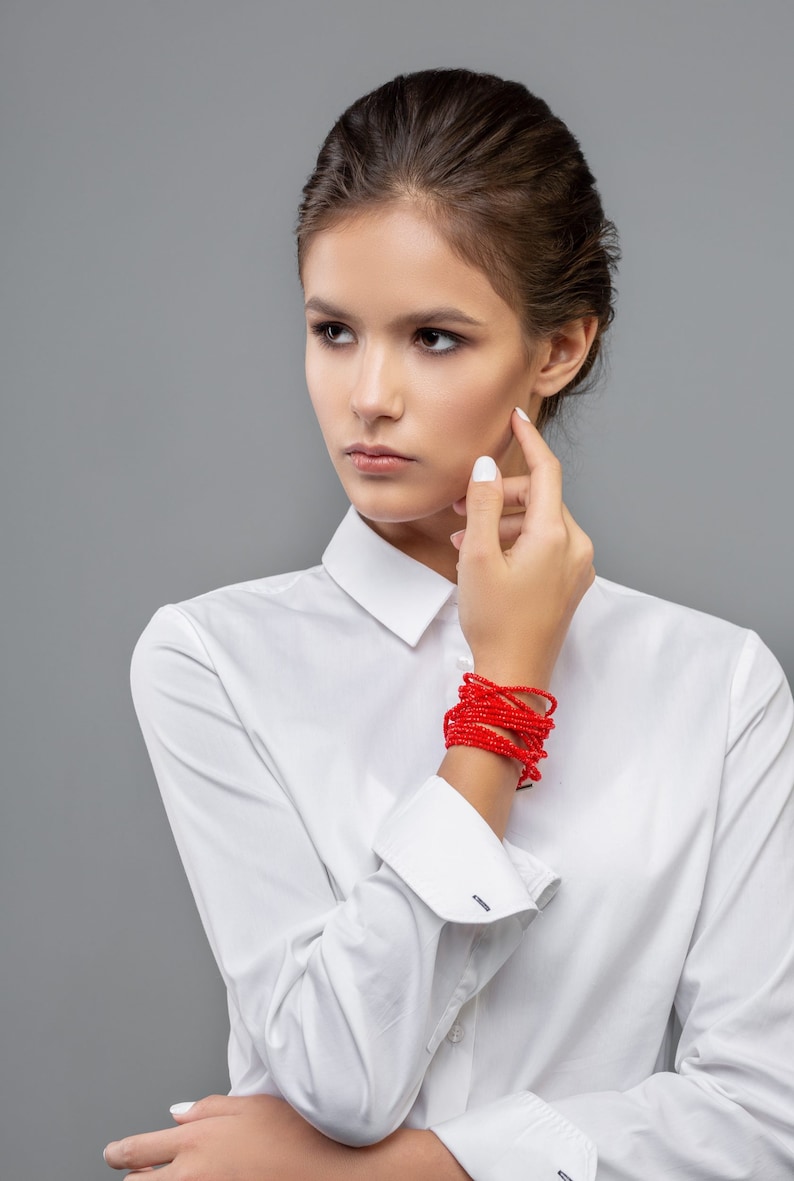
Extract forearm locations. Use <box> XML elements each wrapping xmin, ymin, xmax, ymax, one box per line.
<box><xmin>438</xmin><ymin>679</ymin><xmax>551</xmax><ymax>840</ymax></box>
<box><xmin>354</xmin><ymin>1128</ymin><xmax>471</xmax><ymax>1181</ymax></box>
<box><xmin>104</xmin><ymin>1096</ymin><xmax>472</xmax><ymax>1181</ymax></box>
<box><xmin>438</xmin><ymin>743</ymin><xmax>519</xmax><ymax>839</ymax></box>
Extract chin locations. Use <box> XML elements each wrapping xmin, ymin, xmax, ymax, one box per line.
<box><xmin>337</xmin><ymin>470</ymin><xmax>466</xmax><ymax>526</ymax></box>
<box><xmin>348</xmin><ymin>495</ymin><xmax>459</xmax><ymax>527</ymax></box>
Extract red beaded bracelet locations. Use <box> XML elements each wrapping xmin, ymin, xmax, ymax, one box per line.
<box><xmin>443</xmin><ymin>672</ymin><xmax>557</xmax><ymax>789</ymax></box>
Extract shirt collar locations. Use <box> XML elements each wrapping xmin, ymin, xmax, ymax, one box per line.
<box><xmin>322</xmin><ymin>506</ymin><xmax>457</xmax><ymax>647</ymax></box>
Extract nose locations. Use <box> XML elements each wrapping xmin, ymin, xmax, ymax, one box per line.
<box><xmin>349</xmin><ymin>346</ymin><xmax>404</xmax><ymax>425</ymax></box>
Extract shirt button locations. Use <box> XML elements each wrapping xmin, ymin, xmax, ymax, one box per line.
<box><xmin>446</xmin><ymin>1022</ymin><xmax>465</xmax><ymax>1044</ymax></box>
<box><xmin>456</xmin><ymin>656</ymin><xmax>474</xmax><ymax>671</ymax></box>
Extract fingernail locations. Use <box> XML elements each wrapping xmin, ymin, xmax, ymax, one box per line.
<box><xmin>450</xmin><ymin>530</ymin><xmax>465</xmax><ymax>548</ymax></box>
<box><xmin>103</xmin><ymin>1144</ymin><xmax>112</xmax><ymax>1163</ymax></box>
<box><xmin>472</xmin><ymin>456</ymin><xmax>497</xmax><ymax>482</ymax></box>
<box><xmin>514</xmin><ymin>406</ymin><xmax>531</xmax><ymax>422</ymax></box>
<box><xmin>170</xmin><ymin>1101</ymin><xmax>196</xmax><ymax>1115</ymax></box>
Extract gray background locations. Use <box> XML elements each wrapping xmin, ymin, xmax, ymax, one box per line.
<box><xmin>2</xmin><ymin>1</ymin><xmax>792</xmax><ymax>1177</ymax></box>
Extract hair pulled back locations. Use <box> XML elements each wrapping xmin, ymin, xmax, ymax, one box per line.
<box><xmin>297</xmin><ymin>68</ymin><xmax>619</xmax><ymax>428</ymax></box>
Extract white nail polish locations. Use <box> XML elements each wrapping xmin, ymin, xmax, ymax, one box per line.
<box><xmin>472</xmin><ymin>456</ymin><xmax>497</xmax><ymax>482</ymax></box>
<box><xmin>170</xmin><ymin>1101</ymin><xmax>196</xmax><ymax>1115</ymax></box>
<box><xmin>514</xmin><ymin>406</ymin><xmax>531</xmax><ymax>422</ymax></box>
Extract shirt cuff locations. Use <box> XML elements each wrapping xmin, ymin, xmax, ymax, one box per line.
<box><xmin>372</xmin><ymin>775</ymin><xmax>560</xmax><ymax>924</ymax></box>
<box><xmin>432</xmin><ymin>1091</ymin><xmax>597</xmax><ymax>1181</ymax></box>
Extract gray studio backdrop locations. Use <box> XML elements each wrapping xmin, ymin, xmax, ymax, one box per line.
<box><xmin>2</xmin><ymin>2</ymin><xmax>792</xmax><ymax>1177</ymax></box>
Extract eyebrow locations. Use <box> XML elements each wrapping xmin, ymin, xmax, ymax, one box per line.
<box><xmin>303</xmin><ymin>297</ymin><xmax>484</xmax><ymax>329</ymax></box>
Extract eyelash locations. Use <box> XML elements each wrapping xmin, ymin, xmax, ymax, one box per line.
<box><xmin>310</xmin><ymin>322</ymin><xmax>464</xmax><ymax>356</ymax></box>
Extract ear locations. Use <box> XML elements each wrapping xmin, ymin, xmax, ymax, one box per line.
<box><xmin>531</xmin><ymin>317</ymin><xmax>599</xmax><ymax>398</ymax></box>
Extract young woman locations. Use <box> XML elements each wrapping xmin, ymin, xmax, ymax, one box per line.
<box><xmin>104</xmin><ymin>69</ymin><xmax>794</xmax><ymax>1179</ymax></box>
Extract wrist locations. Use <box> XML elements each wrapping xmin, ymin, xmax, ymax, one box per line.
<box><xmin>444</xmin><ymin>673</ymin><xmax>556</xmax><ymax>790</ymax></box>
<box><xmin>438</xmin><ymin>744</ymin><xmax>518</xmax><ymax>838</ymax></box>
<box><xmin>471</xmin><ymin>665</ymin><xmax>554</xmax><ymax>715</ymax></box>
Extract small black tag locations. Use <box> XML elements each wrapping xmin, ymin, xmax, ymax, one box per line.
<box><xmin>472</xmin><ymin>894</ymin><xmax>491</xmax><ymax>911</ymax></box>
<box><xmin>558</xmin><ymin>1171</ymin><xmax>574</xmax><ymax>1181</ymax></box>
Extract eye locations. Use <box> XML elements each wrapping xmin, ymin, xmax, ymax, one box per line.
<box><xmin>311</xmin><ymin>321</ymin><xmax>355</xmax><ymax>347</ymax></box>
<box><xmin>416</xmin><ymin>328</ymin><xmax>461</xmax><ymax>354</ymax></box>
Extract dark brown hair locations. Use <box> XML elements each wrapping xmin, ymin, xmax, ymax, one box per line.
<box><xmin>297</xmin><ymin>68</ymin><xmax>619</xmax><ymax>429</ymax></box>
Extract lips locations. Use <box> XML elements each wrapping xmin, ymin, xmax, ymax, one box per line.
<box><xmin>345</xmin><ymin>443</ymin><xmax>413</xmax><ymax>460</ymax></box>
<box><xmin>344</xmin><ymin>444</ymin><xmax>415</xmax><ymax>474</ymax></box>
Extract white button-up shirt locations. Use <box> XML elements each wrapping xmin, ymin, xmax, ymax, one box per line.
<box><xmin>130</xmin><ymin>506</ymin><xmax>794</xmax><ymax>1180</ymax></box>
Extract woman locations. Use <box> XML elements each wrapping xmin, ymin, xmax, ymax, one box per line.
<box><xmin>104</xmin><ymin>69</ymin><xmax>794</xmax><ymax>1179</ymax></box>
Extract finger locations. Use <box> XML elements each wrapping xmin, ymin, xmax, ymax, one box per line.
<box><xmin>459</xmin><ymin>455</ymin><xmax>504</xmax><ymax>564</ymax></box>
<box><xmin>498</xmin><ymin>514</ymin><xmax>525</xmax><ymax>546</ymax></box>
<box><xmin>500</xmin><ymin>478</ymin><xmax>532</xmax><ymax>511</ymax></box>
<box><xmin>451</xmin><ymin>512</ymin><xmax>525</xmax><ymax>551</ymax></box>
<box><xmin>103</xmin><ymin>1128</ymin><xmax>180</xmax><ymax>1171</ymax></box>
<box><xmin>510</xmin><ymin>408</ymin><xmax>564</xmax><ymax>525</ymax></box>
<box><xmin>455</xmin><ymin>491</ymin><xmax>525</xmax><ymax>515</ymax></box>
<box><xmin>561</xmin><ymin>502</ymin><xmax>577</xmax><ymax>531</ymax></box>
<box><xmin>169</xmin><ymin>1100</ymin><xmax>196</xmax><ymax>1121</ymax></box>
<box><xmin>561</xmin><ymin>502</ymin><xmax>597</xmax><ymax>578</ymax></box>
<box><xmin>169</xmin><ymin>1093</ymin><xmax>239</xmax><ymax>1123</ymax></box>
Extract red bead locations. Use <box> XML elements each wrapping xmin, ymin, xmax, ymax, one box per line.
<box><xmin>443</xmin><ymin>673</ymin><xmax>557</xmax><ymax>788</ymax></box>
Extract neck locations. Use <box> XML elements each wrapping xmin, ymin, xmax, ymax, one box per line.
<box><xmin>361</xmin><ymin>507</ymin><xmax>462</xmax><ymax>583</ymax></box>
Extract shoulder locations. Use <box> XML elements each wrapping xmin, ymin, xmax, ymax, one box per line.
<box><xmin>135</xmin><ymin>560</ymin><xmax>332</xmax><ymax>641</ymax></box>
<box><xmin>578</xmin><ymin>575</ymin><xmax>789</xmax><ymax>716</ymax></box>
<box><xmin>130</xmin><ymin>560</ymin><xmax>341</xmax><ymax>700</ymax></box>
<box><xmin>587</xmin><ymin>573</ymin><xmax>748</xmax><ymax>651</ymax></box>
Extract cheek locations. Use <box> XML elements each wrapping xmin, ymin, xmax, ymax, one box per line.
<box><xmin>305</xmin><ymin>355</ymin><xmax>339</xmax><ymax>423</ymax></box>
<box><xmin>304</xmin><ymin>349</ymin><xmax>322</xmax><ymax>398</ymax></box>
<box><xmin>439</xmin><ymin>362</ymin><xmax>522</xmax><ymax>435</ymax></box>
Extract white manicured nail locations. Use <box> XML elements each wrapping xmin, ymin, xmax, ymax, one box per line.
<box><xmin>472</xmin><ymin>456</ymin><xmax>497</xmax><ymax>482</ymax></box>
<box><xmin>170</xmin><ymin>1101</ymin><xmax>196</xmax><ymax>1115</ymax></box>
<box><xmin>514</xmin><ymin>406</ymin><xmax>531</xmax><ymax>422</ymax></box>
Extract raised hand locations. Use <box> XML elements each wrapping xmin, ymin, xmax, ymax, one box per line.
<box><xmin>438</xmin><ymin>409</ymin><xmax>594</xmax><ymax>836</ymax></box>
<box><xmin>452</xmin><ymin>407</ymin><xmax>594</xmax><ymax>690</ymax></box>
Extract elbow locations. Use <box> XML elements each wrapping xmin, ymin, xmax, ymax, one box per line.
<box><xmin>306</xmin><ymin>1105</ymin><xmax>402</xmax><ymax>1148</ymax></box>
<box><xmin>270</xmin><ymin>1066</ymin><xmax>412</xmax><ymax>1146</ymax></box>
<box><xmin>263</xmin><ymin>1002</ymin><xmax>422</xmax><ymax>1145</ymax></box>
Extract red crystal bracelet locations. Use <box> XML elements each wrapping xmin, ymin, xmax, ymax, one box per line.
<box><xmin>443</xmin><ymin>672</ymin><xmax>557</xmax><ymax>789</ymax></box>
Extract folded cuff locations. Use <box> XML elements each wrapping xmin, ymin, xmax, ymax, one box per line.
<box><xmin>432</xmin><ymin>1090</ymin><xmax>597</xmax><ymax>1181</ymax></box>
<box><xmin>373</xmin><ymin>775</ymin><xmax>560</xmax><ymax>924</ymax></box>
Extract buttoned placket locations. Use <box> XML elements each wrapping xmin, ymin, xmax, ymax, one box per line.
<box><xmin>437</xmin><ymin>594</ymin><xmax>473</xmax><ymax>698</ymax></box>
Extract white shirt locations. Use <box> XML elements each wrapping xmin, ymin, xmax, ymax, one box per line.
<box><xmin>130</xmin><ymin>505</ymin><xmax>794</xmax><ymax>1181</ymax></box>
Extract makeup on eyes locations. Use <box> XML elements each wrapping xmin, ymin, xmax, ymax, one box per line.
<box><xmin>310</xmin><ymin>321</ymin><xmax>465</xmax><ymax>356</ymax></box>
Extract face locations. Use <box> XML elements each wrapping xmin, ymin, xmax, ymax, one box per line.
<box><xmin>302</xmin><ymin>203</ymin><xmax>546</xmax><ymax>546</ymax></box>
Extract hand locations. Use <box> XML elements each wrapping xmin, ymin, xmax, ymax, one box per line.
<box><xmin>103</xmin><ymin>1093</ymin><xmax>470</xmax><ymax>1181</ymax></box>
<box><xmin>103</xmin><ymin>1093</ymin><xmax>354</xmax><ymax>1180</ymax></box>
<box><xmin>452</xmin><ymin>408</ymin><xmax>594</xmax><ymax>689</ymax></box>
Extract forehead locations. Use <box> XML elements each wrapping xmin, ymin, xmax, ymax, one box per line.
<box><xmin>301</xmin><ymin>203</ymin><xmax>515</xmax><ymax>324</ymax></box>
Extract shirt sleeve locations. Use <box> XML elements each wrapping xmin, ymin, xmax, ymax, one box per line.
<box><xmin>432</xmin><ymin>630</ymin><xmax>794</xmax><ymax>1180</ymax></box>
<box><xmin>129</xmin><ymin>604</ymin><xmax>559</xmax><ymax>1146</ymax></box>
